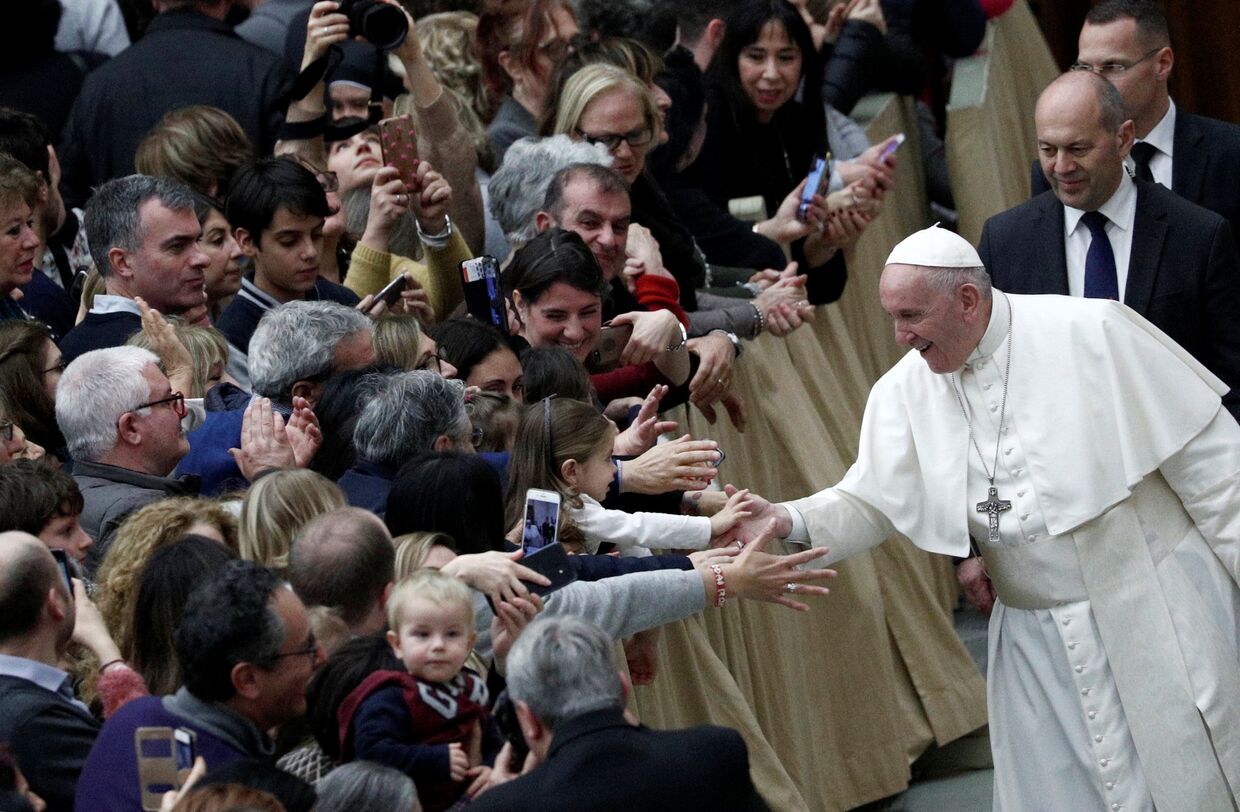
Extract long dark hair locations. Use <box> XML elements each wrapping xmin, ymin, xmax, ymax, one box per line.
<box><xmin>385</xmin><ymin>452</ymin><xmax>507</xmax><ymax>555</ymax></box>
<box><xmin>502</xmin><ymin>227</ymin><xmax>607</xmax><ymax>317</ymax></box>
<box><xmin>0</xmin><ymin>320</ymin><xmax>65</xmax><ymax>454</ymax></box>
<box><xmin>710</xmin><ymin>0</ymin><xmax>825</xmax><ymax>147</ymax></box>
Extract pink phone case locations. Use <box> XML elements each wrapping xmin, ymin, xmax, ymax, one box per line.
<box><xmin>378</xmin><ymin>114</ymin><xmax>419</xmax><ymax>189</ymax></box>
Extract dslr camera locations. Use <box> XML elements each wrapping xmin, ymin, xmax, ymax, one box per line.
<box><xmin>337</xmin><ymin>0</ymin><xmax>408</xmax><ymax>50</ymax></box>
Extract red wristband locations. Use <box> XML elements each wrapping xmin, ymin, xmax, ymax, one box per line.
<box><xmin>709</xmin><ymin>564</ymin><xmax>727</xmax><ymax>608</ymax></box>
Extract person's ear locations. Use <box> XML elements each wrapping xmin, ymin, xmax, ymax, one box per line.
<box><xmin>534</xmin><ymin>211</ymin><xmax>555</xmax><ymax>234</ymax></box>
<box><xmin>959</xmin><ymin>282</ymin><xmax>981</xmax><ymax>316</ymax></box>
<box><xmin>234</xmin><ymin>227</ymin><xmax>259</xmax><ymax>259</ymax></box>
<box><xmin>515</xmin><ymin>700</ymin><xmax>543</xmax><ymax>744</ymax></box>
<box><xmin>1117</xmin><ymin>118</ymin><xmax>1136</xmax><ymax>159</ymax></box>
<box><xmin>706</xmin><ymin>18</ymin><xmax>727</xmax><ymax>50</ymax></box>
<box><xmin>1153</xmin><ymin>45</ymin><xmax>1174</xmax><ymax>82</ymax></box>
<box><xmin>47</xmin><ymin>145</ymin><xmax>62</xmax><ymax>188</ymax></box>
<box><xmin>433</xmin><ymin>434</ymin><xmax>455</xmax><ymax>452</ymax></box>
<box><xmin>108</xmin><ymin>246</ymin><xmax>134</xmax><ymax>280</ymax></box>
<box><xmin>116</xmin><ymin>411</ymin><xmax>143</xmax><ymax>446</ymax></box>
<box><xmin>497</xmin><ymin>50</ymin><xmax>521</xmax><ymax>87</ymax></box>
<box><xmin>510</xmin><ymin>290</ymin><xmax>528</xmax><ymax>326</ymax></box>
<box><xmin>381</xmin><ymin>581</ymin><xmax>394</xmax><ymax>611</ymax></box>
<box><xmin>46</xmin><ymin>586</ymin><xmax>69</xmax><ymax>624</ymax></box>
<box><xmin>560</xmin><ymin>457</ymin><xmax>580</xmax><ymax>489</ymax></box>
<box><xmin>386</xmin><ymin>628</ymin><xmax>401</xmax><ymax>655</ymax></box>
<box><xmin>231</xmin><ymin>662</ymin><xmax>263</xmax><ymax>701</ymax></box>
<box><xmin>289</xmin><ymin>380</ymin><xmax>318</xmax><ymax>407</ymax></box>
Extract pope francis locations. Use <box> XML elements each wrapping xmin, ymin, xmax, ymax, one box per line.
<box><xmin>738</xmin><ymin>225</ymin><xmax>1240</xmax><ymax>811</ymax></box>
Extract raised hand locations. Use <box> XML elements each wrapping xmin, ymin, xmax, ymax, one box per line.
<box><xmin>724</xmin><ymin>484</ymin><xmax>794</xmax><ymax>544</ymax></box>
<box><xmin>613</xmin><ymin>384</ymin><xmax>677</xmax><ymax>456</ymax></box>
<box><xmin>719</xmin><ymin>519</ymin><xmax>837</xmax><ymax>611</ymax></box>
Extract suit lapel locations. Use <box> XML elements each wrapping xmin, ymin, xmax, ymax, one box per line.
<box><xmin>1123</xmin><ymin>182</ymin><xmax>1168</xmax><ymax>315</ymax></box>
<box><xmin>1036</xmin><ymin>195</ymin><xmax>1070</xmax><ymax>294</ymax></box>
<box><xmin>1172</xmin><ymin>113</ymin><xmax>1207</xmax><ymax>204</ymax></box>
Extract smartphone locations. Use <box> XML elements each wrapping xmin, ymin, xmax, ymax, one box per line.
<box><xmin>585</xmin><ymin>323</ymin><xmax>634</xmax><ymax>373</ymax></box>
<box><xmin>518</xmin><ymin>542</ymin><xmax>578</xmax><ymax>599</ymax></box>
<box><xmin>50</xmin><ymin>548</ymin><xmax>73</xmax><ymax>592</ymax></box>
<box><xmin>521</xmin><ymin>488</ymin><xmax>561</xmax><ymax>554</ymax></box>
<box><xmin>797</xmin><ymin>154</ymin><xmax>833</xmax><ymax>223</ymax></box>
<box><xmin>377</xmin><ymin>114</ymin><xmax>419</xmax><ymax>190</ymax></box>
<box><xmin>879</xmin><ymin>132</ymin><xmax>906</xmax><ymax>162</ymax></box>
<box><xmin>135</xmin><ymin>727</ymin><xmax>179</xmax><ymax>811</ymax></box>
<box><xmin>491</xmin><ymin>690</ymin><xmax>530</xmax><ymax>769</ymax></box>
<box><xmin>460</xmin><ymin>256</ymin><xmax>508</xmax><ymax>335</ymax></box>
<box><xmin>374</xmin><ymin>273</ymin><xmax>409</xmax><ymax>309</ymax></box>
<box><xmin>173</xmin><ymin>728</ymin><xmax>196</xmax><ymax>772</ymax></box>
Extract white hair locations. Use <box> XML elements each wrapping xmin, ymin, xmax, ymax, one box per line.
<box><xmin>353</xmin><ymin>371</ymin><xmax>469</xmax><ymax>466</ymax></box>
<box><xmin>56</xmin><ymin>346</ymin><xmax>160</xmax><ymax>462</ymax></box>
<box><xmin>921</xmin><ymin>265</ymin><xmax>993</xmax><ymax>299</ymax></box>
<box><xmin>248</xmin><ymin>301</ymin><xmax>373</xmax><ymax>399</ymax></box>
<box><xmin>488</xmin><ymin>135</ymin><xmax>613</xmax><ymax>247</ymax></box>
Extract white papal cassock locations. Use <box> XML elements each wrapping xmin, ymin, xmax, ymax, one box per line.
<box><xmin>784</xmin><ymin>290</ymin><xmax>1240</xmax><ymax>811</ymax></box>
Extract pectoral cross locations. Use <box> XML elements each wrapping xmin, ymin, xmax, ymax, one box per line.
<box><xmin>976</xmin><ymin>486</ymin><xmax>1012</xmax><ymax>544</ymax></box>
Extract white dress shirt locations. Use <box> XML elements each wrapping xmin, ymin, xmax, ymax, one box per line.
<box><xmin>1064</xmin><ymin>175</ymin><xmax>1138</xmax><ymax>300</ymax></box>
<box><xmin>1127</xmin><ymin>100</ymin><xmax>1176</xmax><ymax>189</ymax></box>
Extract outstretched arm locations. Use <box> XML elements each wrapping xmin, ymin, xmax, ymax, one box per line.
<box><xmin>725</xmin><ymin>484</ymin><xmax>894</xmax><ymax>567</ymax></box>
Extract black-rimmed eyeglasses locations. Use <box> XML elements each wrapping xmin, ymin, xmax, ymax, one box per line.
<box><xmin>135</xmin><ymin>392</ymin><xmax>187</xmax><ymax>419</ymax></box>
<box><xmin>575</xmin><ymin>126</ymin><xmax>654</xmax><ymax>152</ymax></box>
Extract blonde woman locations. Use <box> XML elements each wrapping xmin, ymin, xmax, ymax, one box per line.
<box><xmin>94</xmin><ymin>497</ymin><xmax>239</xmax><ymax>663</ymax></box>
<box><xmin>128</xmin><ymin>318</ymin><xmax>231</xmax><ymax>399</ymax></box>
<box><xmin>237</xmin><ymin>469</ymin><xmax>346</xmax><ymax>569</ymax></box>
<box><xmin>133</xmin><ymin>105</ymin><xmax>255</xmax><ymax>198</ymax></box>
<box><xmin>392</xmin><ymin>531</ymin><xmax>458</xmax><ymax>581</ymax></box>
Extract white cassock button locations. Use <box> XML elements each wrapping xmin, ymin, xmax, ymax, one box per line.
<box><xmin>1112</xmin><ymin>804</ymin><xmax>1121</xmax><ymax>810</ymax></box>
<box><xmin>977</xmin><ymin>361</ymin><xmax>986</xmax><ymax>370</ymax></box>
<box><xmin>1005</xmin><ymin>448</ymin><xmax>1013</xmax><ymax>456</ymax></box>
<box><xmin>1014</xmin><ymin>468</ymin><xmax>1024</xmax><ymax>476</ymax></box>
<box><xmin>1075</xmin><ymin>666</ymin><xmax>1084</xmax><ymax>673</ymax></box>
<box><xmin>984</xmin><ymin>383</ymin><xmax>992</xmax><ymax>390</ymax></box>
<box><xmin>1068</xmin><ymin>642</ymin><xmax>1078</xmax><ymax>650</ymax></box>
<box><xmin>989</xmin><ymin>403</ymin><xmax>998</xmax><ymax>412</ymax></box>
<box><xmin>1100</xmin><ymin>758</ymin><xmax>1109</xmax><ymax>766</ymax></box>
<box><xmin>1017</xmin><ymin>490</ymin><xmax>1026</xmax><ymax>497</ymax></box>
<box><xmin>1029</xmin><ymin>534</ymin><xmax>1039</xmax><ymax>540</ymax></box>
<box><xmin>1082</xmin><ymin>688</ymin><xmax>1092</xmax><ymax>696</ymax></box>
<box><xmin>1106</xmin><ymin>782</ymin><xmax>1115</xmax><ymax>790</ymax></box>
<box><xmin>1095</xmin><ymin>735</ymin><xmax>1103</xmax><ymax>743</ymax></box>
<box><xmin>1020</xmin><ymin>512</ymin><xmax>1030</xmax><ymax>520</ymax></box>
<box><xmin>1063</xmin><ymin>618</ymin><xmax>1072</xmax><ymax>626</ymax></box>
<box><xmin>1088</xmin><ymin>711</ymin><xmax>1096</xmax><ymax>719</ymax></box>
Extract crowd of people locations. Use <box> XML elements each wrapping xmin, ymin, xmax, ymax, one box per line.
<box><xmin>2</xmin><ymin>0</ymin><xmax>1239</xmax><ymax>809</ymax></box>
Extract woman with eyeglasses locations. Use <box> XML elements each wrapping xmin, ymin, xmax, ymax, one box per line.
<box><xmin>0</xmin><ymin>320</ymin><xmax>66</xmax><ymax>461</ymax></box>
<box><xmin>478</xmin><ymin>0</ymin><xmax>581</xmax><ymax>165</ymax></box>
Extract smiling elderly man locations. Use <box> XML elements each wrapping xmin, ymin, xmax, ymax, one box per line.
<box><xmin>732</xmin><ymin>224</ymin><xmax>1240</xmax><ymax>811</ymax></box>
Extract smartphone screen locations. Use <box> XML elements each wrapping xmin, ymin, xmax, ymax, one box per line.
<box><xmin>798</xmin><ymin>156</ymin><xmax>831</xmax><ymax>222</ymax></box>
<box><xmin>174</xmin><ymin>728</ymin><xmax>196</xmax><ymax>772</ymax></box>
<box><xmin>880</xmin><ymin>132</ymin><xmax>906</xmax><ymax>162</ymax></box>
<box><xmin>377</xmin><ymin>114</ymin><xmax>419</xmax><ymax>190</ymax></box>
<box><xmin>50</xmin><ymin>548</ymin><xmax>73</xmax><ymax>592</ymax></box>
<box><xmin>461</xmin><ymin>256</ymin><xmax>508</xmax><ymax>335</ymax></box>
<box><xmin>521</xmin><ymin>489</ymin><xmax>561</xmax><ymax>554</ymax></box>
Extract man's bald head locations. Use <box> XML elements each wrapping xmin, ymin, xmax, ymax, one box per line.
<box><xmin>0</xmin><ymin>531</ymin><xmax>66</xmax><ymax>646</ymax></box>
<box><xmin>1036</xmin><ymin>72</ymin><xmax>1135</xmax><ymax>212</ymax></box>
<box><xmin>286</xmin><ymin>508</ymin><xmax>394</xmax><ymax>630</ymax></box>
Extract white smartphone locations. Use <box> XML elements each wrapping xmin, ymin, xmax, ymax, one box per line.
<box><xmin>521</xmin><ymin>488</ymin><xmax>562</xmax><ymax>554</ymax></box>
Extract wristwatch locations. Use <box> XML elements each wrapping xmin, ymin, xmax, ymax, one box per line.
<box><xmin>710</xmin><ymin>329</ymin><xmax>744</xmax><ymax>359</ymax></box>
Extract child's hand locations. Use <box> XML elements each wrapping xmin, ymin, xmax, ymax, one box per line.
<box><xmin>466</xmin><ymin>765</ymin><xmax>494</xmax><ymax>798</ymax></box>
<box><xmin>448</xmin><ymin>742</ymin><xmax>468</xmax><ymax>781</ymax></box>
<box><xmin>709</xmin><ymin>487</ymin><xmax>754</xmax><ymax>539</ymax></box>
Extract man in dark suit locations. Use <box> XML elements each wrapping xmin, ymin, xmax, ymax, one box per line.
<box><xmin>470</xmin><ymin>615</ymin><xmax>768</xmax><ymax>811</ymax></box>
<box><xmin>1030</xmin><ymin>0</ymin><xmax>1240</xmax><ymax>238</ymax></box>
<box><xmin>982</xmin><ymin>70</ymin><xmax>1240</xmax><ymax>422</ymax></box>
<box><xmin>0</xmin><ymin>533</ymin><xmax>103</xmax><ymax>812</ymax></box>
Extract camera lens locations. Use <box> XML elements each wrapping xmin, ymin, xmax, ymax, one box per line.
<box><xmin>345</xmin><ymin>0</ymin><xmax>408</xmax><ymax>51</ymax></box>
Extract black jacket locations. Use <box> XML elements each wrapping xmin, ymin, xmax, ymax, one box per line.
<box><xmin>980</xmin><ymin>180</ymin><xmax>1240</xmax><ymax>421</ymax></box>
<box><xmin>469</xmin><ymin>707</ymin><xmax>769</xmax><ymax>811</ymax></box>
<box><xmin>58</xmin><ymin>8</ymin><xmax>295</xmax><ymax>206</ymax></box>
<box><xmin>0</xmin><ymin>674</ymin><xmax>100</xmax><ymax>812</ymax></box>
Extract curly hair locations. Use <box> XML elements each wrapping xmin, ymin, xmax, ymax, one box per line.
<box><xmin>95</xmin><ymin>497</ymin><xmax>239</xmax><ymax>662</ymax></box>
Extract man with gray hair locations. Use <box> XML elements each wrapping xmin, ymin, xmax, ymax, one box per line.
<box><xmin>338</xmin><ymin>370</ymin><xmax>474</xmax><ymax>515</ymax></box>
<box><xmin>180</xmin><ymin>300</ymin><xmax>374</xmax><ymax>494</ymax></box>
<box><xmin>58</xmin><ymin>174</ymin><xmax>210</xmax><ymax>365</ymax></box>
<box><xmin>57</xmin><ymin>346</ymin><xmax>200</xmax><ymax>572</ymax></box>
<box><xmin>471</xmin><ymin>615</ymin><xmax>767</xmax><ymax>810</ymax></box>
<box><xmin>487</xmin><ymin>135</ymin><xmax>614</xmax><ymax>248</ymax></box>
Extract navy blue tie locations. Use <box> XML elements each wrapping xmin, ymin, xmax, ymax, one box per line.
<box><xmin>1082</xmin><ymin>211</ymin><xmax>1118</xmax><ymax>300</ymax></box>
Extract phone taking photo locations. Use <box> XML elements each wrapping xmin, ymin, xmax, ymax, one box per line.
<box><xmin>377</xmin><ymin>114</ymin><xmax>419</xmax><ymax>191</ymax></box>
<box><xmin>174</xmin><ymin>728</ymin><xmax>196</xmax><ymax>772</ymax></box>
<box><xmin>879</xmin><ymin>132</ymin><xmax>906</xmax><ymax>162</ymax></box>
<box><xmin>50</xmin><ymin>548</ymin><xmax>73</xmax><ymax>592</ymax></box>
<box><xmin>374</xmin><ymin>273</ymin><xmax>409</xmax><ymax>309</ymax></box>
<box><xmin>585</xmin><ymin>323</ymin><xmax>634</xmax><ymax>373</ymax></box>
<box><xmin>461</xmin><ymin>256</ymin><xmax>508</xmax><ymax>335</ymax></box>
<box><xmin>797</xmin><ymin>154</ymin><xmax>833</xmax><ymax>223</ymax></box>
<box><xmin>521</xmin><ymin>488</ymin><xmax>561</xmax><ymax>554</ymax></box>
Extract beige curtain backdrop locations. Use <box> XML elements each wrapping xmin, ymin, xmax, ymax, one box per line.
<box><xmin>947</xmin><ymin>0</ymin><xmax>1061</xmax><ymax>245</ymax></box>
<box><xmin>628</xmin><ymin>89</ymin><xmax>1010</xmax><ymax>809</ymax></box>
